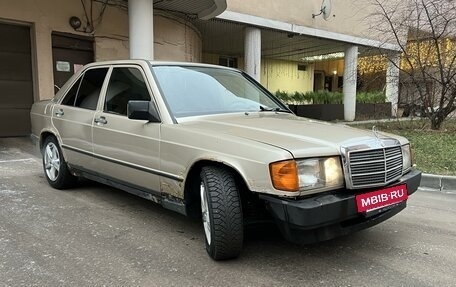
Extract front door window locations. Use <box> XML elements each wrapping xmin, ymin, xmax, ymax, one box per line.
<box><xmin>104</xmin><ymin>67</ymin><xmax>151</xmax><ymax>116</ymax></box>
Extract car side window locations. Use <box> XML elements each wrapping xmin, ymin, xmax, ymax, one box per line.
<box><xmin>61</xmin><ymin>77</ymin><xmax>82</xmax><ymax>106</ymax></box>
<box><xmin>104</xmin><ymin>67</ymin><xmax>151</xmax><ymax>116</ymax></box>
<box><xmin>74</xmin><ymin>68</ymin><xmax>109</xmax><ymax>110</ymax></box>
<box><xmin>61</xmin><ymin>68</ymin><xmax>108</xmax><ymax>109</ymax></box>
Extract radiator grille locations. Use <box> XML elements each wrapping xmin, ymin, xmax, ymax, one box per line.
<box><xmin>348</xmin><ymin>146</ymin><xmax>403</xmax><ymax>188</ymax></box>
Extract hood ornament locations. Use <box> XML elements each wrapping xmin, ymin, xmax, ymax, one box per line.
<box><xmin>372</xmin><ymin>125</ymin><xmax>379</xmax><ymax>138</ymax></box>
<box><xmin>372</xmin><ymin>125</ymin><xmax>385</xmax><ymax>147</ymax></box>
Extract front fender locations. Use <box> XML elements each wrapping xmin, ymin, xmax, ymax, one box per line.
<box><xmin>159</xmin><ymin>124</ymin><xmax>295</xmax><ymax>198</ymax></box>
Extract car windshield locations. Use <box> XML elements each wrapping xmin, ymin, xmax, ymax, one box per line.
<box><xmin>151</xmin><ymin>65</ymin><xmax>284</xmax><ymax>118</ymax></box>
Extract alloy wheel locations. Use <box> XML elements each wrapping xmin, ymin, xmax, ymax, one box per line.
<box><xmin>200</xmin><ymin>182</ymin><xmax>211</xmax><ymax>245</ymax></box>
<box><xmin>44</xmin><ymin>142</ymin><xmax>61</xmax><ymax>181</ymax></box>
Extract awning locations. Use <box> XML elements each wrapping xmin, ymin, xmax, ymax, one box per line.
<box><xmin>152</xmin><ymin>0</ymin><xmax>226</xmax><ymax>20</ymax></box>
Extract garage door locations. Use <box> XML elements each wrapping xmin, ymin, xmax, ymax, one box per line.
<box><xmin>0</xmin><ymin>23</ymin><xmax>33</xmax><ymax>137</ymax></box>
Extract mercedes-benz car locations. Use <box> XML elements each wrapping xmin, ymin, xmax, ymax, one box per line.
<box><xmin>30</xmin><ymin>60</ymin><xmax>421</xmax><ymax>260</ymax></box>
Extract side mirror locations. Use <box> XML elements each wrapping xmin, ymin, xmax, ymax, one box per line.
<box><xmin>127</xmin><ymin>100</ymin><xmax>160</xmax><ymax>122</ymax></box>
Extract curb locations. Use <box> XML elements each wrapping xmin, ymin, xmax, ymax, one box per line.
<box><xmin>420</xmin><ymin>173</ymin><xmax>456</xmax><ymax>192</ymax></box>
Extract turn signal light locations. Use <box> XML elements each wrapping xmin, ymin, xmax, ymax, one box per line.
<box><xmin>269</xmin><ymin>160</ymin><xmax>299</xmax><ymax>192</ymax></box>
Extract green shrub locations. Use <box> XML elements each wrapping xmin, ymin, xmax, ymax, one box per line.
<box><xmin>274</xmin><ymin>90</ymin><xmax>386</xmax><ymax>104</ymax></box>
<box><xmin>275</xmin><ymin>90</ymin><xmax>290</xmax><ymax>102</ymax></box>
<box><xmin>292</xmin><ymin>91</ymin><xmax>304</xmax><ymax>103</ymax></box>
<box><xmin>356</xmin><ymin>91</ymin><xmax>386</xmax><ymax>103</ymax></box>
<box><xmin>305</xmin><ymin>90</ymin><xmax>343</xmax><ymax>104</ymax></box>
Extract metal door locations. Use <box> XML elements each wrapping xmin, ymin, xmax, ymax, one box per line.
<box><xmin>0</xmin><ymin>23</ymin><xmax>33</xmax><ymax>137</ymax></box>
<box><xmin>52</xmin><ymin>32</ymin><xmax>93</xmax><ymax>93</ymax></box>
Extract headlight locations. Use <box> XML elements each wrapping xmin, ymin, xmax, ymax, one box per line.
<box><xmin>402</xmin><ymin>144</ymin><xmax>412</xmax><ymax>172</ymax></box>
<box><xmin>297</xmin><ymin>157</ymin><xmax>344</xmax><ymax>191</ymax></box>
<box><xmin>270</xmin><ymin>157</ymin><xmax>344</xmax><ymax>193</ymax></box>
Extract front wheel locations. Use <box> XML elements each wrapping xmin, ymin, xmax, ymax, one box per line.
<box><xmin>200</xmin><ymin>166</ymin><xmax>243</xmax><ymax>260</ymax></box>
<box><xmin>42</xmin><ymin>136</ymin><xmax>77</xmax><ymax>189</ymax></box>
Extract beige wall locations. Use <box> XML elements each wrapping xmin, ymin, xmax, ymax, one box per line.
<box><xmin>95</xmin><ymin>12</ymin><xmax>202</xmax><ymax>62</ymax></box>
<box><xmin>203</xmin><ymin>53</ymin><xmax>313</xmax><ymax>94</ymax></box>
<box><xmin>261</xmin><ymin>59</ymin><xmax>313</xmax><ymax>94</ymax></box>
<box><xmin>154</xmin><ymin>12</ymin><xmax>202</xmax><ymax>62</ymax></box>
<box><xmin>0</xmin><ymin>0</ymin><xmax>202</xmax><ymax>101</ymax></box>
<box><xmin>202</xmin><ymin>53</ymin><xmax>220</xmax><ymax>65</ymax></box>
<box><xmin>226</xmin><ymin>0</ymin><xmax>383</xmax><ymax>42</ymax></box>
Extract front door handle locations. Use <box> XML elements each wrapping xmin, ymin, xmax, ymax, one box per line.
<box><xmin>94</xmin><ymin>116</ymin><xmax>107</xmax><ymax>125</ymax></box>
<box><xmin>55</xmin><ymin>109</ymin><xmax>64</xmax><ymax>117</ymax></box>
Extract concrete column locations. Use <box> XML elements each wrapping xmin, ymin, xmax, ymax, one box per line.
<box><xmin>34</xmin><ymin>21</ymin><xmax>54</xmax><ymax>100</ymax></box>
<box><xmin>128</xmin><ymin>0</ymin><xmax>154</xmax><ymax>59</ymax></box>
<box><xmin>343</xmin><ymin>45</ymin><xmax>358</xmax><ymax>121</ymax></box>
<box><xmin>386</xmin><ymin>53</ymin><xmax>400</xmax><ymax>117</ymax></box>
<box><xmin>244</xmin><ymin>27</ymin><xmax>261</xmax><ymax>81</ymax></box>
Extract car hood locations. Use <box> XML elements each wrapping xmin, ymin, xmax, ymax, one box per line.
<box><xmin>178</xmin><ymin>113</ymin><xmax>407</xmax><ymax>158</ymax></box>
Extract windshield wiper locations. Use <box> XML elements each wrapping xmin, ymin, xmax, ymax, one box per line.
<box><xmin>273</xmin><ymin>107</ymin><xmax>292</xmax><ymax>113</ymax></box>
<box><xmin>259</xmin><ymin>106</ymin><xmax>292</xmax><ymax>113</ymax></box>
<box><xmin>259</xmin><ymin>105</ymin><xmax>274</xmax><ymax>112</ymax></box>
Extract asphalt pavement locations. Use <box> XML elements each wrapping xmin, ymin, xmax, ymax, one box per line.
<box><xmin>1</xmin><ymin>137</ymin><xmax>455</xmax><ymax>287</ymax></box>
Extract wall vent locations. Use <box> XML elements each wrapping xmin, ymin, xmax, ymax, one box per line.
<box><xmin>298</xmin><ymin>64</ymin><xmax>307</xmax><ymax>71</ymax></box>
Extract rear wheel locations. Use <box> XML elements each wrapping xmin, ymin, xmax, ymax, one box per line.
<box><xmin>42</xmin><ymin>136</ymin><xmax>77</xmax><ymax>189</ymax></box>
<box><xmin>200</xmin><ymin>166</ymin><xmax>243</xmax><ymax>260</ymax></box>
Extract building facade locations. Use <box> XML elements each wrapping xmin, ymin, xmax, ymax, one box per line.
<box><xmin>0</xmin><ymin>0</ymin><xmax>400</xmax><ymax>136</ymax></box>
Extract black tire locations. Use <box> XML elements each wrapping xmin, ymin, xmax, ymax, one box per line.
<box><xmin>200</xmin><ymin>166</ymin><xmax>243</xmax><ymax>260</ymax></box>
<box><xmin>42</xmin><ymin>136</ymin><xmax>77</xmax><ymax>189</ymax></box>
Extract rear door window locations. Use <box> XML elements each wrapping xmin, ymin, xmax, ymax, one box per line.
<box><xmin>61</xmin><ymin>68</ymin><xmax>108</xmax><ymax>110</ymax></box>
<box><xmin>61</xmin><ymin>77</ymin><xmax>82</xmax><ymax>106</ymax></box>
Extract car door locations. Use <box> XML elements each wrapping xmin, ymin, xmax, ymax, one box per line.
<box><xmin>51</xmin><ymin>67</ymin><xmax>109</xmax><ymax>169</ymax></box>
<box><xmin>92</xmin><ymin>66</ymin><xmax>161</xmax><ymax>193</ymax></box>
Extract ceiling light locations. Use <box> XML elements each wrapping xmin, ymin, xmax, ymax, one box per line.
<box><xmin>301</xmin><ymin>52</ymin><xmax>345</xmax><ymax>62</ymax></box>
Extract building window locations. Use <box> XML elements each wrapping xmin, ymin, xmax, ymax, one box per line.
<box><xmin>219</xmin><ymin>56</ymin><xmax>238</xmax><ymax>68</ymax></box>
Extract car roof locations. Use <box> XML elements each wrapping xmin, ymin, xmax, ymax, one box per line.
<box><xmin>83</xmin><ymin>59</ymin><xmax>240</xmax><ymax>72</ymax></box>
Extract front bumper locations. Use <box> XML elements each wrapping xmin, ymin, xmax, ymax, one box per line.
<box><xmin>260</xmin><ymin>169</ymin><xmax>421</xmax><ymax>244</ymax></box>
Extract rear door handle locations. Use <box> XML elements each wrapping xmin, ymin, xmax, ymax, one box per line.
<box><xmin>55</xmin><ymin>109</ymin><xmax>64</xmax><ymax>117</ymax></box>
<box><xmin>94</xmin><ymin>116</ymin><xmax>107</xmax><ymax>125</ymax></box>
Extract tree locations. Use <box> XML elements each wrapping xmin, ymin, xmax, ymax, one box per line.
<box><xmin>370</xmin><ymin>0</ymin><xmax>456</xmax><ymax>129</ymax></box>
